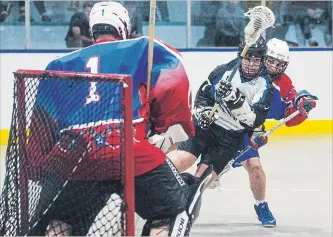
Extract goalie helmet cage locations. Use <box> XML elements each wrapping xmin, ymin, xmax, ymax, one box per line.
<box><xmin>0</xmin><ymin>70</ymin><xmax>135</xmax><ymax>236</ymax></box>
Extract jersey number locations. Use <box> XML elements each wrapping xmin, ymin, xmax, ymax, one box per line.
<box><xmin>85</xmin><ymin>56</ymin><xmax>101</xmax><ymax>106</ymax></box>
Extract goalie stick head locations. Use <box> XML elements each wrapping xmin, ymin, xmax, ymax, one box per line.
<box><xmin>264</xmin><ymin>38</ymin><xmax>290</xmax><ymax>80</ymax></box>
<box><xmin>89</xmin><ymin>1</ymin><xmax>131</xmax><ymax>41</ymax></box>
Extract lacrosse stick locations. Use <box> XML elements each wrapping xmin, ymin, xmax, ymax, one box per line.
<box><xmin>209</xmin><ymin>6</ymin><xmax>275</xmax><ymax>119</ymax></box>
<box><xmin>211</xmin><ymin>109</ymin><xmax>301</xmax><ymax>190</ymax></box>
<box><xmin>146</xmin><ymin>0</ymin><xmax>156</xmax><ymax>99</ymax></box>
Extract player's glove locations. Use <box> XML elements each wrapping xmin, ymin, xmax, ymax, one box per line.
<box><xmin>215</xmin><ymin>80</ymin><xmax>245</xmax><ymax>110</ymax></box>
<box><xmin>196</xmin><ymin>108</ymin><xmax>219</xmax><ymax>130</ymax></box>
<box><xmin>249</xmin><ymin>126</ymin><xmax>268</xmax><ymax>150</ymax></box>
<box><xmin>292</xmin><ymin>90</ymin><xmax>318</xmax><ymax>117</ymax></box>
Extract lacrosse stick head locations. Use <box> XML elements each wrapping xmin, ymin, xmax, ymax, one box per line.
<box><xmin>244</xmin><ymin>6</ymin><xmax>275</xmax><ymax>46</ymax></box>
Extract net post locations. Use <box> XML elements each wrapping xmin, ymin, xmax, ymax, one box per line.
<box><xmin>16</xmin><ymin>74</ymin><xmax>29</xmax><ymax>235</ymax></box>
<box><xmin>122</xmin><ymin>76</ymin><xmax>135</xmax><ymax>236</ymax></box>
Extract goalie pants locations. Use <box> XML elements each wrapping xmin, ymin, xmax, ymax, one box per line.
<box><xmin>28</xmin><ymin>159</ymin><xmax>189</xmax><ymax>236</ymax></box>
<box><xmin>178</xmin><ymin>118</ymin><xmax>245</xmax><ymax>175</ymax></box>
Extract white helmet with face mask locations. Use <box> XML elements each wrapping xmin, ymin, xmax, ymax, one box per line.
<box><xmin>265</xmin><ymin>38</ymin><xmax>290</xmax><ymax>79</ymax></box>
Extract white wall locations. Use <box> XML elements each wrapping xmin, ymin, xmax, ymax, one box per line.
<box><xmin>0</xmin><ymin>50</ymin><xmax>332</xmax><ymax>129</ymax></box>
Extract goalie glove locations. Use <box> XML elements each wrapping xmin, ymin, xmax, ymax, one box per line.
<box><xmin>195</xmin><ymin>107</ymin><xmax>219</xmax><ymax>130</ymax></box>
<box><xmin>249</xmin><ymin>126</ymin><xmax>268</xmax><ymax>150</ymax></box>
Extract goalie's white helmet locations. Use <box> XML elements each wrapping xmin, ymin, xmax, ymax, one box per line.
<box><xmin>265</xmin><ymin>38</ymin><xmax>290</xmax><ymax>79</ymax></box>
<box><xmin>89</xmin><ymin>1</ymin><xmax>131</xmax><ymax>40</ymax></box>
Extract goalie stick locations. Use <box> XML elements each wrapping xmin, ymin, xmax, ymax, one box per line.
<box><xmin>211</xmin><ymin>109</ymin><xmax>301</xmax><ymax>190</ymax></box>
<box><xmin>209</xmin><ymin>6</ymin><xmax>275</xmax><ymax>119</ymax></box>
<box><xmin>146</xmin><ymin>0</ymin><xmax>156</xmax><ymax>98</ymax></box>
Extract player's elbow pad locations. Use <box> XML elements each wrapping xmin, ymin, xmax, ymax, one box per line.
<box><xmin>230</xmin><ymin>100</ymin><xmax>256</xmax><ymax>127</ymax></box>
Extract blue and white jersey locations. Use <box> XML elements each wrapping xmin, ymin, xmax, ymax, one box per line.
<box><xmin>195</xmin><ymin>59</ymin><xmax>274</xmax><ymax>132</ymax></box>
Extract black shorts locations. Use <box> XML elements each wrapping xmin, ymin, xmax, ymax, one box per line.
<box><xmin>134</xmin><ymin>158</ymin><xmax>189</xmax><ymax>220</ymax></box>
<box><xmin>28</xmin><ymin>159</ymin><xmax>189</xmax><ymax>236</ymax></box>
<box><xmin>178</xmin><ymin>119</ymin><xmax>244</xmax><ymax>174</ymax></box>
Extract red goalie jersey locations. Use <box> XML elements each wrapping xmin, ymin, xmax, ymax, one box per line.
<box><xmin>26</xmin><ymin>37</ymin><xmax>194</xmax><ymax>181</ymax></box>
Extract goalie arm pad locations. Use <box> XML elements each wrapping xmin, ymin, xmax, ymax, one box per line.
<box><xmin>148</xmin><ymin>124</ymin><xmax>189</xmax><ymax>153</ymax></box>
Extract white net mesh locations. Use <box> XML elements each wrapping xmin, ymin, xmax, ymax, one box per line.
<box><xmin>244</xmin><ymin>6</ymin><xmax>275</xmax><ymax>45</ymax></box>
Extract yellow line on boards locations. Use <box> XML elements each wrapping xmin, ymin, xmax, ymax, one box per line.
<box><xmin>264</xmin><ymin>120</ymin><xmax>333</xmax><ymax>135</ymax></box>
<box><xmin>0</xmin><ymin>120</ymin><xmax>332</xmax><ymax>145</ymax></box>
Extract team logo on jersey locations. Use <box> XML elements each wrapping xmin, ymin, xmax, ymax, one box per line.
<box><xmin>85</xmin><ymin>82</ymin><xmax>101</xmax><ymax>106</ymax></box>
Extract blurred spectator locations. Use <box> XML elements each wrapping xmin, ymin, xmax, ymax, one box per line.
<box><xmin>309</xmin><ymin>38</ymin><xmax>318</xmax><ymax>47</ymax></box>
<box><xmin>266</xmin><ymin>14</ymin><xmax>294</xmax><ymax>41</ymax></box>
<box><xmin>124</xmin><ymin>1</ymin><xmax>143</xmax><ymax>39</ymax></box>
<box><xmin>156</xmin><ymin>1</ymin><xmax>169</xmax><ymax>22</ymax></box>
<box><xmin>300</xmin><ymin>16</ymin><xmax>312</xmax><ymax>40</ymax></box>
<box><xmin>215</xmin><ymin>0</ymin><xmax>245</xmax><ymax>47</ymax></box>
<box><xmin>18</xmin><ymin>1</ymin><xmax>51</xmax><ymax>22</ymax></box>
<box><xmin>284</xmin><ymin>21</ymin><xmax>305</xmax><ymax>46</ymax></box>
<box><xmin>329</xmin><ymin>1</ymin><xmax>332</xmax><ymax>35</ymax></box>
<box><xmin>275</xmin><ymin>1</ymin><xmax>332</xmax><ymax>46</ymax></box>
<box><xmin>68</xmin><ymin>0</ymin><xmax>80</xmax><ymax>12</ymax></box>
<box><xmin>285</xmin><ymin>40</ymin><xmax>299</xmax><ymax>47</ymax></box>
<box><xmin>301</xmin><ymin>4</ymin><xmax>331</xmax><ymax>46</ymax></box>
<box><xmin>65</xmin><ymin>1</ymin><xmax>93</xmax><ymax>48</ymax></box>
<box><xmin>142</xmin><ymin>1</ymin><xmax>169</xmax><ymax>22</ymax></box>
<box><xmin>196</xmin><ymin>26</ymin><xmax>216</xmax><ymax>47</ymax></box>
<box><xmin>196</xmin><ymin>1</ymin><xmax>221</xmax><ymax>47</ymax></box>
<box><xmin>0</xmin><ymin>1</ymin><xmax>11</xmax><ymax>22</ymax></box>
<box><xmin>327</xmin><ymin>3</ymin><xmax>332</xmax><ymax>46</ymax></box>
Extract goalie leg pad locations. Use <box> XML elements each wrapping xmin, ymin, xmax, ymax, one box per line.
<box><xmin>142</xmin><ymin>167</ymin><xmax>213</xmax><ymax>237</ymax></box>
<box><xmin>183</xmin><ymin>165</ymin><xmax>213</xmax><ymax>223</ymax></box>
<box><xmin>169</xmin><ymin>211</ymin><xmax>190</xmax><ymax>236</ymax></box>
<box><xmin>141</xmin><ymin>214</ymin><xmax>190</xmax><ymax>237</ymax></box>
<box><xmin>181</xmin><ymin>166</ymin><xmax>213</xmax><ymax>235</ymax></box>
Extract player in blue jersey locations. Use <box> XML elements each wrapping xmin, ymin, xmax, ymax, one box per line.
<box><xmin>27</xmin><ymin>2</ymin><xmax>212</xmax><ymax>236</ymax></box>
<box><xmin>170</xmin><ymin>36</ymin><xmax>274</xmax><ymax>188</ymax></box>
<box><xmin>229</xmin><ymin>38</ymin><xmax>318</xmax><ymax>227</ymax></box>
